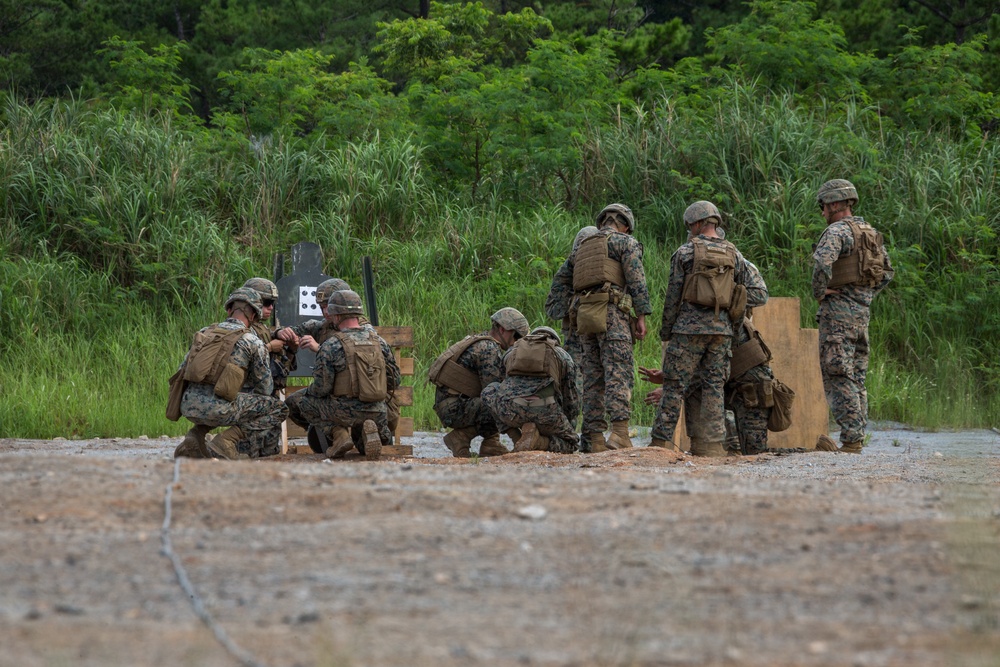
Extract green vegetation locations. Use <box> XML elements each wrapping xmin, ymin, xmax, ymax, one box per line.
<box><xmin>1</xmin><ymin>1</ymin><xmax>998</xmax><ymax>437</ymax></box>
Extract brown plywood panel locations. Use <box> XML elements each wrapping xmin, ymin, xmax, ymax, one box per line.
<box><xmin>393</xmin><ymin>386</ymin><xmax>414</xmax><ymax>406</ymax></box>
<box><xmin>398</xmin><ymin>356</ymin><xmax>415</xmax><ymax>376</ymax></box>
<box><xmin>752</xmin><ymin>297</ymin><xmax>827</xmax><ymax>449</ymax></box>
<box><xmin>670</xmin><ymin>297</ymin><xmax>826</xmax><ymax>450</ymax></box>
<box><xmin>375</xmin><ymin>326</ymin><xmax>414</xmax><ymax>348</ymax></box>
<box><xmin>395</xmin><ymin>417</ymin><xmax>414</xmax><ymax>437</ymax></box>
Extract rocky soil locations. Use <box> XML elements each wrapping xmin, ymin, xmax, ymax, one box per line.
<box><xmin>0</xmin><ymin>425</ymin><xmax>998</xmax><ymax>667</ymax></box>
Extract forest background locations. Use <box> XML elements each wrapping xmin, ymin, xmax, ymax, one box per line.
<box><xmin>1</xmin><ymin>0</ymin><xmax>998</xmax><ymax>438</ymax></box>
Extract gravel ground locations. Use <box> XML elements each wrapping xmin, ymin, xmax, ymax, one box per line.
<box><xmin>0</xmin><ymin>423</ymin><xmax>998</xmax><ymax>667</ymax></box>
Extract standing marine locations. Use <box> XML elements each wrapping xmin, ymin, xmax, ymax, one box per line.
<box><xmin>550</xmin><ymin>203</ymin><xmax>651</xmax><ymax>452</ymax></box>
<box><xmin>649</xmin><ymin>201</ymin><xmax>767</xmax><ymax>456</ymax></box>
<box><xmin>482</xmin><ymin>326</ymin><xmax>581</xmax><ymax>454</ymax></box>
<box><xmin>811</xmin><ymin>179</ymin><xmax>893</xmax><ymax>453</ymax></box>
<box><xmin>428</xmin><ymin>308</ymin><xmax>530</xmax><ymax>457</ymax></box>
<box><xmin>172</xmin><ymin>288</ymin><xmax>289</xmax><ymax>459</ymax></box>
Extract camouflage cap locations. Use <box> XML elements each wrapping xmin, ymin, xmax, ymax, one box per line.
<box><xmin>816</xmin><ymin>179</ymin><xmax>858</xmax><ymax>206</ymax></box>
<box><xmin>315</xmin><ymin>278</ymin><xmax>351</xmax><ymax>305</ymax></box>
<box><xmin>326</xmin><ymin>289</ymin><xmax>365</xmax><ymax>316</ymax></box>
<box><xmin>225</xmin><ymin>287</ymin><xmax>263</xmax><ymax>318</ymax></box>
<box><xmin>596</xmin><ymin>203</ymin><xmax>635</xmax><ymax>233</ymax></box>
<box><xmin>530</xmin><ymin>326</ymin><xmax>561</xmax><ymax>344</ymax></box>
<box><xmin>491</xmin><ymin>307</ymin><xmax>530</xmax><ymax>338</ymax></box>
<box><xmin>572</xmin><ymin>225</ymin><xmax>600</xmax><ymax>254</ymax></box>
<box><xmin>242</xmin><ymin>277</ymin><xmax>278</xmax><ymax>300</ymax></box>
<box><xmin>683</xmin><ymin>200</ymin><xmax>722</xmax><ymax>227</ymax></box>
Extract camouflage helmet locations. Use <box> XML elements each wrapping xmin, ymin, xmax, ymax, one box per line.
<box><xmin>242</xmin><ymin>277</ymin><xmax>278</xmax><ymax>301</ymax></box>
<box><xmin>225</xmin><ymin>287</ymin><xmax>263</xmax><ymax>318</ymax></box>
<box><xmin>683</xmin><ymin>200</ymin><xmax>722</xmax><ymax>227</ymax></box>
<box><xmin>572</xmin><ymin>225</ymin><xmax>600</xmax><ymax>254</ymax></box>
<box><xmin>490</xmin><ymin>307</ymin><xmax>530</xmax><ymax>338</ymax></box>
<box><xmin>530</xmin><ymin>326</ymin><xmax>561</xmax><ymax>344</ymax></box>
<box><xmin>816</xmin><ymin>179</ymin><xmax>858</xmax><ymax>207</ymax></box>
<box><xmin>315</xmin><ymin>278</ymin><xmax>351</xmax><ymax>305</ymax></box>
<box><xmin>596</xmin><ymin>203</ymin><xmax>635</xmax><ymax>233</ymax></box>
<box><xmin>326</xmin><ymin>289</ymin><xmax>365</xmax><ymax>316</ymax></box>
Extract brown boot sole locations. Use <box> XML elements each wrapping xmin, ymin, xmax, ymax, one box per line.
<box><xmin>362</xmin><ymin>420</ymin><xmax>381</xmax><ymax>461</ymax></box>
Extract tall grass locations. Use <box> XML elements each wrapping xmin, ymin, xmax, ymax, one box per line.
<box><xmin>1</xmin><ymin>84</ymin><xmax>997</xmax><ymax>437</ymax></box>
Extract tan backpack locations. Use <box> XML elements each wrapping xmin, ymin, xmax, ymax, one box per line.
<box><xmin>829</xmin><ymin>219</ymin><xmax>887</xmax><ymax>288</ymax></box>
<box><xmin>681</xmin><ymin>237</ymin><xmax>738</xmax><ymax>316</ymax></box>
<box><xmin>332</xmin><ymin>331</ymin><xmax>388</xmax><ymax>403</ymax></box>
<box><xmin>427</xmin><ymin>334</ymin><xmax>494</xmax><ymax>397</ymax></box>
<box><xmin>181</xmin><ymin>325</ymin><xmax>248</xmax><ymax>401</ymax></box>
<box><xmin>504</xmin><ymin>335</ymin><xmax>563</xmax><ymax>386</ymax></box>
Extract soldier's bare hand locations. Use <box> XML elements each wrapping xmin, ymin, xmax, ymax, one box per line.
<box><xmin>276</xmin><ymin>327</ymin><xmax>297</xmax><ymax>342</ymax></box>
<box><xmin>635</xmin><ymin>314</ymin><xmax>647</xmax><ymax>340</ymax></box>
<box><xmin>637</xmin><ymin>366</ymin><xmax>664</xmax><ymax>384</ymax></box>
<box><xmin>644</xmin><ymin>388</ymin><xmax>663</xmax><ymax>405</ymax></box>
<box><xmin>300</xmin><ymin>335</ymin><xmax>320</xmax><ymax>353</ymax></box>
<box><xmin>267</xmin><ymin>339</ymin><xmax>285</xmax><ymax>353</ymax></box>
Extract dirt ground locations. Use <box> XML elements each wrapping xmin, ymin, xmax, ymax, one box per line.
<box><xmin>1</xmin><ymin>425</ymin><xmax>998</xmax><ymax>667</ymax></box>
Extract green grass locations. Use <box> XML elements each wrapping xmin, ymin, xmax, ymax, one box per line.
<box><xmin>1</xmin><ymin>85</ymin><xmax>998</xmax><ymax>437</ymax></box>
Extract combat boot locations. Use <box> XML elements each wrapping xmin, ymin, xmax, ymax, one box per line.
<box><xmin>815</xmin><ymin>434</ymin><xmax>838</xmax><ymax>451</ymax></box>
<box><xmin>443</xmin><ymin>427</ymin><xmax>476</xmax><ymax>458</ymax></box>
<box><xmin>514</xmin><ymin>423</ymin><xmax>550</xmax><ymax>452</ymax></box>
<box><xmin>208</xmin><ymin>426</ymin><xmax>243</xmax><ymax>460</ymax></box>
<box><xmin>839</xmin><ymin>440</ymin><xmax>864</xmax><ymax>454</ymax></box>
<box><xmin>586</xmin><ymin>432</ymin><xmax>608</xmax><ymax>453</ymax></box>
<box><xmin>362</xmin><ymin>420</ymin><xmax>382</xmax><ymax>461</ymax></box>
<box><xmin>505</xmin><ymin>428</ymin><xmax>522</xmax><ymax>445</ymax></box>
<box><xmin>326</xmin><ymin>426</ymin><xmax>355</xmax><ymax>459</ymax></box>
<box><xmin>478</xmin><ymin>433</ymin><xmax>508</xmax><ymax>457</ymax></box>
<box><xmin>690</xmin><ymin>439</ymin><xmax>727</xmax><ymax>457</ymax></box>
<box><xmin>174</xmin><ymin>424</ymin><xmax>211</xmax><ymax>459</ymax></box>
<box><xmin>606</xmin><ymin>420</ymin><xmax>633</xmax><ymax>449</ymax></box>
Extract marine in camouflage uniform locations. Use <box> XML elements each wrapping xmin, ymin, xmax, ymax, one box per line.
<box><xmin>481</xmin><ymin>327</ymin><xmax>581</xmax><ymax>454</ymax></box>
<box><xmin>812</xmin><ymin>179</ymin><xmax>893</xmax><ymax>453</ymax></box>
<box><xmin>285</xmin><ymin>291</ymin><xmax>401</xmax><ymax>458</ymax></box>
<box><xmin>725</xmin><ymin>313</ymin><xmax>775</xmax><ymax>455</ymax></box>
<box><xmin>243</xmin><ymin>277</ymin><xmax>297</xmax><ymax>396</ymax></box>
<box><xmin>430</xmin><ymin>308</ymin><xmax>530</xmax><ymax>457</ymax></box>
<box><xmin>175</xmin><ymin>288</ymin><xmax>289</xmax><ymax>459</ymax></box>
<box><xmin>550</xmin><ymin>204</ymin><xmax>651</xmax><ymax>452</ymax></box>
<box><xmin>650</xmin><ymin>201</ymin><xmax>767</xmax><ymax>457</ymax></box>
<box><xmin>277</xmin><ymin>278</ymin><xmax>402</xmax><ymax>441</ymax></box>
<box><xmin>544</xmin><ymin>225</ymin><xmax>598</xmax><ymax>438</ymax></box>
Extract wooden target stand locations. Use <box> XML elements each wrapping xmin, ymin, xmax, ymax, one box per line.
<box><xmin>282</xmin><ymin>326</ymin><xmax>416</xmax><ymax>456</ymax></box>
<box><xmin>671</xmin><ymin>297</ymin><xmax>828</xmax><ymax>450</ymax></box>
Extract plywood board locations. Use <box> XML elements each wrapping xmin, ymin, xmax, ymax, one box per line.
<box><xmin>670</xmin><ymin>297</ymin><xmax>827</xmax><ymax>450</ymax></box>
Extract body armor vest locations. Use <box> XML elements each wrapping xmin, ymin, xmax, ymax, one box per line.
<box><xmin>428</xmin><ymin>334</ymin><xmax>494</xmax><ymax>397</ymax></box>
<box><xmin>828</xmin><ymin>219</ymin><xmax>887</xmax><ymax>288</ymax></box>
<box><xmin>729</xmin><ymin>319</ymin><xmax>772</xmax><ymax>382</ymax></box>
<box><xmin>504</xmin><ymin>335</ymin><xmax>563</xmax><ymax>387</ymax></box>
<box><xmin>573</xmin><ymin>232</ymin><xmax>626</xmax><ymax>292</ymax></box>
<box><xmin>681</xmin><ymin>237</ymin><xmax>738</xmax><ymax>315</ymax></box>
<box><xmin>181</xmin><ymin>324</ymin><xmax>249</xmax><ymax>401</ymax></box>
<box><xmin>330</xmin><ymin>329</ymin><xmax>388</xmax><ymax>403</ymax></box>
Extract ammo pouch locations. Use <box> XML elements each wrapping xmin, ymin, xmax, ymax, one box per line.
<box><xmin>738</xmin><ymin>380</ymin><xmax>774</xmax><ymax>409</ymax></box>
<box><xmin>166</xmin><ymin>367</ymin><xmax>185</xmax><ymax>421</ymax></box>
<box><xmin>214</xmin><ymin>363</ymin><xmax>246</xmax><ymax>402</ymax></box>
<box><xmin>729</xmin><ymin>319</ymin><xmax>772</xmax><ymax>382</ymax></box>
<box><xmin>575</xmin><ymin>290</ymin><xmax>609</xmax><ymax>334</ymax></box>
<box><xmin>767</xmin><ymin>379</ymin><xmax>795</xmax><ymax>432</ymax></box>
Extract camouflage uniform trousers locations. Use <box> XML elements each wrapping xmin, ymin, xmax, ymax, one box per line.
<box><xmin>560</xmin><ymin>317</ymin><xmax>586</xmax><ymax>435</ymax></box>
<box><xmin>651</xmin><ymin>333</ymin><xmax>731</xmax><ymax>444</ymax></box>
<box><xmin>579</xmin><ymin>334</ymin><xmax>634</xmax><ymax>436</ymax></box>
<box><xmin>481</xmin><ymin>383</ymin><xmax>579</xmax><ymax>453</ymax></box>
<box><xmin>181</xmin><ymin>382</ymin><xmax>288</xmax><ymax>458</ymax></box>
<box><xmin>818</xmin><ymin>299</ymin><xmax>870</xmax><ymax>444</ymax></box>
<box><xmin>285</xmin><ymin>391</ymin><xmax>392</xmax><ymax>446</ymax></box>
<box><xmin>726</xmin><ymin>364</ymin><xmax>774</xmax><ymax>455</ymax></box>
<box><xmin>433</xmin><ymin>394</ymin><xmax>499</xmax><ymax>437</ymax></box>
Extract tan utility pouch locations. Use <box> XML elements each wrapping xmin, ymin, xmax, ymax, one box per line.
<box><xmin>767</xmin><ymin>379</ymin><xmax>795</xmax><ymax>432</ymax></box>
<box><xmin>729</xmin><ymin>284</ymin><xmax>747</xmax><ymax>322</ymax></box>
<box><xmin>214</xmin><ymin>363</ymin><xmax>246</xmax><ymax>402</ymax></box>
<box><xmin>166</xmin><ymin>367</ymin><xmax>185</xmax><ymax>421</ymax></box>
<box><xmin>576</xmin><ymin>291</ymin><xmax>609</xmax><ymax>334</ymax></box>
